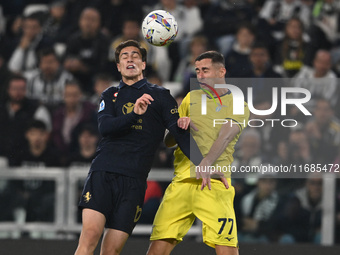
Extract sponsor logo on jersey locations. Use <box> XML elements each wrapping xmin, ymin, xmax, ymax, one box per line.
<box><xmin>170</xmin><ymin>107</ymin><xmax>178</xmax><ymax>114</ymax></box>
<box><xmin>122</xmin><ymin>102</ymin><xmax>135</xmax><ymax>115</ymax></box>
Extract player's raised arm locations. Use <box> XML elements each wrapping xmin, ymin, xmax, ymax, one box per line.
<box><xmin>160</xmin><ymin>90</ymin><xmax>203</xmax><ymax>166</ymax></box>
<box><xmin>164</xmin><ymin>129</ymin><xmax>177</xmax><ymax>148</ymax></box>
<box><xmin>164</xmin><ymin>116</ymin><xmax>199</xmax><ymax>147</ymax></box>
<box><xmin>97</xmin><ymin>89</ymin><xmax>152</xmax><ymax>137</ymax></box>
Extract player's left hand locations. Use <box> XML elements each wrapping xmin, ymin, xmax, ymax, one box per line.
<box><xmin>196</xmin><ymin>159</ymin><xmax>229</xmax><ymax>190</ymax></box>
<box><xmin>177</xmin><ymin>117</ymin><xmax>199</xmax><ymax>131</ymax></box>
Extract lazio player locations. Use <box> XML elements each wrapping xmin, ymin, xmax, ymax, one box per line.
<box><xmin>147</xmin><ymin>51</ymin><xmax>249</xmax><ymax>255</ymax></box>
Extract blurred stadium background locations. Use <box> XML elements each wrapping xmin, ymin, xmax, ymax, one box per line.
<box><xmin>1</xmin><ymin>0</ymin><xmax>340</xmax><ymax>254</ymax></box>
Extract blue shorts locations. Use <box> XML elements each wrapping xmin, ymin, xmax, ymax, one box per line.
<box><xmin>79</xmin><ymin>171</ymin><xmax>146</xmax><ymax>235</ymax></box>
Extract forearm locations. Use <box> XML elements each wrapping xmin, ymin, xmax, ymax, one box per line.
<box><xmin>164</xmin><ymin>130</ymin><xmax>177</xmax><ymax>147</ymax></box>
<box><xmin>203</xmin><ymin>137</ymin><xmax>231</xmax><ymax>165</ymax></box>
<box><xmin>98</xmin><ymin>112</ymin><xmax>139</xmax><ymax>136</ymax></box>
<box><xmin>203</xmin><ymin>124</ymin><xmax>240</xmax><ymax>165</ymax></box>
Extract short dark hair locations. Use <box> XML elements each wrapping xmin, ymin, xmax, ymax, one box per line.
<box><xmin>27</xmin><ymin>120</ymin><xmax>47</xmax><ymax>132</ymax></box>
<box><xmin>115</xmin><ymin>40</ymin><xmax>147</xmax><ymax>64</ymax></box>
<box><xmin>195</xmin><ymin>51</ymin><xmax>225</xmax><ymax>67</ymax></box>
<box><xmin>38</xmin><ymin>47</ymin><xmax>59</xmax><ymax>62</ymax></box>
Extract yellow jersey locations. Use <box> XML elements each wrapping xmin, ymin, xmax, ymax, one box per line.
<box><xmin>172</xmin><ymin>89</ymin><xmax>249</xmax><ymax>182</ymax></box>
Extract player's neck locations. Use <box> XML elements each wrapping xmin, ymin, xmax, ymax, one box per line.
<box><xmin>122</xmin><ymin>75</ymin><xmax>144</xmax><ymax>86</ymax></box>
<box><xmin>215</xmin><ymin>88</ymin><xmax>229</xmax><ymax>96</ymax></box>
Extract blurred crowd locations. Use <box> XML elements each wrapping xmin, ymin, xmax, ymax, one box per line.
<box><xmin>1</xmin><ymin>0</ymin><xmax>340</xmax><ymax>244</ymax></box>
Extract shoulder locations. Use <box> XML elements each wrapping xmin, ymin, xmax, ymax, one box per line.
<box><xmin>102</xmin><ymin>86</ymin><xmax>119</xmax><ymax>97</ymax></box>
<box><xmin>145</xmin><ymin>82</ymin><xmax>171</xmax><ymax>98</ymax></box>
<box><xmin>187</xmin><ymin>89</ymin><xmax>202</xmax><ymax>99</ymax></box>
<box><xmin>147</xmin><ymin>82</ymin><xmax>169</xmax><ymax>92</ymax></box>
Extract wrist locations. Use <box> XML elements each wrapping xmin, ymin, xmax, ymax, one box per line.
<box><xmin>202</xmin><ymin>157</ymin><xmax>213</xmax><ymax>166</ymax></box>
<box><xmin>131</xmin><ymin>110</ymin><xmax>140</xmax><ymax>119</ymax></box>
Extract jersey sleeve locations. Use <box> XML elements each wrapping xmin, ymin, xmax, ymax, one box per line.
<box><xmin>178</xmin><ymin>93</ymin><xmax>190</xmax><ymax>118</ymax></box>
<box><xmin>160</xmin><ymin>91</ymin><xmax>203</xmax><ymax>165</ymax></box>
<box><xmin>159</xmin><ymin>89</ymin><xmax>180</xmax><ymax>130</ymax></box>
<box><xmin>226</xmin><ymin>101</ymin><xmax>250</xmax><ymax>132</ymax></box>
<box><xmin>97</xmin><ymin>88</ymin><xmax>139</xmax><ymax>137</ymax></box>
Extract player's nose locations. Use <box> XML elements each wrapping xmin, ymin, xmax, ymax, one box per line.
<box><xmin>197</xmin><ymin>73</ymin><xmax>204</xmax><ymax>79</ymax></box>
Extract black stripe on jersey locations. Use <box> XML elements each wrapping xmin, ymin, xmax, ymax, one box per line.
<box><xmin>225</xmin><ymin>118</ymin><xmax>243</xmax><ymax>131</ymax></box>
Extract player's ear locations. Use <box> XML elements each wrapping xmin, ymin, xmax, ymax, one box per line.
<box><xmin>117</xmin><ymin>63</ymin><xmax>121</xmax><ymax>72</ymax></box>
<box><xmin>220</xmin><ymin>67</ymin><xmax>226</xmax><ymax>77</ymax></box>
<box><xmin>142</xmin><ymin>61</ymin><xmax>146</xmax><ymax>70</ymax></box>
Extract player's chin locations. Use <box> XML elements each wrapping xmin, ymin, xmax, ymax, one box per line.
<box><xmin>123</xmin><ymin>72</ymin><xmax>139</xmax><ymax>79</ymax></box>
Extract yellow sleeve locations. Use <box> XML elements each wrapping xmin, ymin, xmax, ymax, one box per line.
<box><xmin>227</xmin><ymin>101</ymin><xmax>250</xmax><ymax>132</ymax></box>
<box><xmin>178</xmin><ymin>93</ymin><xmax>190</xmax><ymax>118</ymax></box>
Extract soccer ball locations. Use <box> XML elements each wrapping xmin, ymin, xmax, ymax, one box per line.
<box><xmin>142</xmin><ymin>10</ymin><xmax>178</xmax><ymax>47</ymax></box>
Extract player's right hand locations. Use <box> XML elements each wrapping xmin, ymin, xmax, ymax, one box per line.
<box><xmin>196</xmin><ymin>159</ymin><xmax>229</xmax><ymax>190</ymax></box>
<box><xmin>177</xmin><ymin>117</ymin><xmax>199</xmax><ymax>131</ymax></box>
<box><xmin>134</xmin><ymin>93</ymin><xmax>154</xmax><ymax>115</ymax></box>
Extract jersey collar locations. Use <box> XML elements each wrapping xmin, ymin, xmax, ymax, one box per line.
<box><xmin>119</xmin><ymin>78</ymin><xmax>147</xmax><ymax>89</ymax></box>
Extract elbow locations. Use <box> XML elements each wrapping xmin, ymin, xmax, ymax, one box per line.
<box><xmin>98</xmin><ymin>123</ymin><xmax>109</xmax><ymax>137</ymax></box>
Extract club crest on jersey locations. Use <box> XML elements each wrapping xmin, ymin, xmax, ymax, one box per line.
<box><xmin>98</xmin><ymin>100</ymin><xmax>105</xmax><ymax>112</ymax></box>
<box><xmin>122</xmin><ymin>102</ymin><xmax>135</xmax><ymax>115</ymax></box>
<box><xmin>83</xmin><ymin>192</ymin><xmax>91</xmax><ymax>203</ymax></box>
<box><xmin>216</xmin><ymin>104</ymin><xmax>227</xmax><ymax>112</ymax></box>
